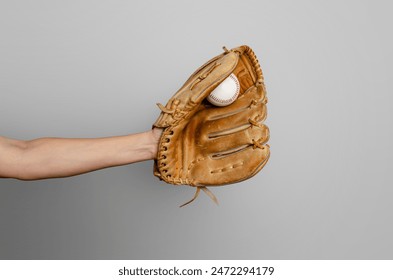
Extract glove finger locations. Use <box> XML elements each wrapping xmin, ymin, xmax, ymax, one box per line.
<box><xmin>202</xmin><ymin>102</ymin><xmax>266</xmax><ymax>137</ymax></box>
<box><xmin>204</xmin><ymin>84</ymin><xmax>266</xmax><ymax>121</ymax></box>
<box><xmin>190</xmin><ymin>144</ymin><xmax>270</xmax><ymax>186</ymax></box>
<box><xmin>202</xmin><ymin>124</ymin><xmax>269</xmax><ymax>156</ymax></box>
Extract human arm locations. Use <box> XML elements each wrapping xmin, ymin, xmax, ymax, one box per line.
<box><xmin>0</xmin><ymin>128</ymin><xmax>162</xmax><ymax>180</ymax></box>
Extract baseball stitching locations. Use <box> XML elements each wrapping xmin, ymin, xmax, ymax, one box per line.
<box><xmin>209</xmin><ymin>74</ymin><xmax>240</xmax><ymax>105</ymax></box>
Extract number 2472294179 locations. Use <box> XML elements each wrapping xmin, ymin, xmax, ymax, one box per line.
<box><xmin>211</xmin><ymin>266</ymin><xmax>274</xmax><ymax>276</ymax></box>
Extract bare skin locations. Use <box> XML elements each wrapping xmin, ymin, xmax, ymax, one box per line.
<box><xmin>0</xmin><ymin>128</ymin><xmax>163</xmax><ymax>180</ymax></box>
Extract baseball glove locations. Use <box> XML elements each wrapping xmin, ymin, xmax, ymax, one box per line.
<box><xmin>153</xmin><ymin>45</ymin><xmax>270</xmax><ymax>206</ymax></box>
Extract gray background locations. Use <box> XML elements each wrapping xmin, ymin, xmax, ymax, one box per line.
<box><xmin>0</xmin><ymin>0</ymin><xmax>392</xmax><ymax>259</ymax></box>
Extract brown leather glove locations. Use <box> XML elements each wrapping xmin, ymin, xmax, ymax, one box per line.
<box><xmin>153</xmin><ymin>45</ymin><xmax>270</xmax><ymax>206</ymax></box>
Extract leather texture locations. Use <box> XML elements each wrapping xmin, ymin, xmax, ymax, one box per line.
<box><xmin>153</xmin><ymin>45</ymin><xmax>270</xmax><ymax>206</ymax></box>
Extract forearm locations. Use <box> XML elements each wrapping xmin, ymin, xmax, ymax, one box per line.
<box><xmin>11</xmin><ymin>130</ymin><xmax>159</xmax><ymax>180</ymax></box>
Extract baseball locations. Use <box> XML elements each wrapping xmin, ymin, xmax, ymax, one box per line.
<box><xmin>207</xmin><ymin>73</ymin><xmax>240</xmax><ymax>107</ymax></box>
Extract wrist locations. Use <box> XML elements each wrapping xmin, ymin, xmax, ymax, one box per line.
<box><xmin>149</xmin><ymin>128</ymin><xmax>163</xmax><ymax>160</ymax></box>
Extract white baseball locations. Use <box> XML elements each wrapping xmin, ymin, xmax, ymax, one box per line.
<box><xmin>207</xmin><ymin>73</ymin><xmax>240</xmax><ymax>107</ymax></box>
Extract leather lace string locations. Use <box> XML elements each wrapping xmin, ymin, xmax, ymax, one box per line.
<box><xmin>179</xmin><ymin>186</ymin><xmax>219</xmax><ymax>207</ymax></box>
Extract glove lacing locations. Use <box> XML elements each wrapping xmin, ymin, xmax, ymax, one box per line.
<box><xmin>249</xmin><ymin>116</ymin><xmax>267</xmax><ymax>150</ymax></box>
<box><xmin>156</xmin><ymin>100</ymin><xmax>219</xmax><ymax>207</ymax></box>
<box><xmin>179</xmin><ymin>186</ymin><xmax>219</xmax><ymax>208</ymax></box>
